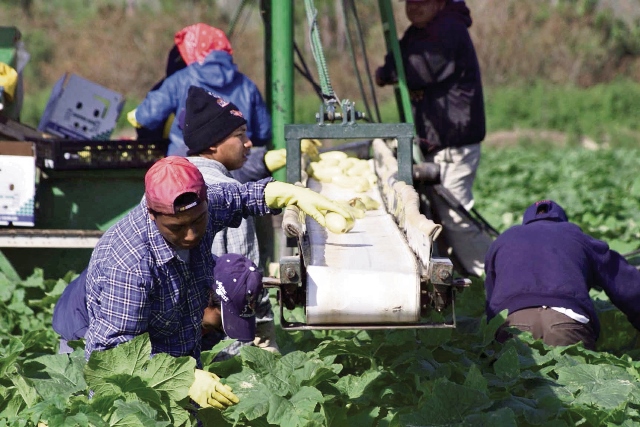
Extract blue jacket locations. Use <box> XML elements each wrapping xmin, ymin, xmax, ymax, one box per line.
<box><xmin>484</xmin><ymin>200</ymin><xmax>640</xmax><ymax>338</ymax></box>
<box><xmin>135</xmin><ymin>50</ymin><xmax>272</xmax><ymax>156</ymax></box>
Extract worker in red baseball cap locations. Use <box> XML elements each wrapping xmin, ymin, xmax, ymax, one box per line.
<box><xmin>82</xmin><ymin>154</ymin><xmax>352</xmax><ymax>411</ymax></box>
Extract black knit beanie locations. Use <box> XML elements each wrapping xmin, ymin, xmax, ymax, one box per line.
<box><xmin>183</xmin><ymin>86</ymin><xmax>247</xmax><ymax>156</ymax></box>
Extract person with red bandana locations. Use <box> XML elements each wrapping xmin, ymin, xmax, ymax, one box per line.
<box><xmin>130</xmin><ymin>23</ymin><xmax>272</xmax><ymax>155</ymax></box>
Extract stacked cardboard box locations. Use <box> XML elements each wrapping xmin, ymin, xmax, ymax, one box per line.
<box><xmin>38</xmin><ymin>73</ymin><xmax>125</xmax><ymax>141</ymax></box>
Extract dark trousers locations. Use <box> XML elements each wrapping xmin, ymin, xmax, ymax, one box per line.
<box><xmin>496</xmin><ymin>307</ymin><xmax>596</xmax><ymax>350</ymax></box>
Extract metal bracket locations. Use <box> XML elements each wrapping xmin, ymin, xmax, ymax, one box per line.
<box><xmin>316</xmin><ymin>99</ymin><xmax>366</xmax><ymax>124</ymax></box>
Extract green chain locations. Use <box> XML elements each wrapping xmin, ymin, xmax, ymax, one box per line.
<box><xmin>304</xmin><ymin>0</ymin><xmax>338</xmax><ymax>101</ymax></box>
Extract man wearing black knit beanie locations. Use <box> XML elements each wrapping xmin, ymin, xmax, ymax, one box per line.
<box><xmin>183</xmin><ymin>86</ymin><xmax>249</xmax><ymax>155</ymax></box>
<box><xmin>184</xmin><ymin>85</ymin><xmax>281</xmax><ymax>358</ymax></box>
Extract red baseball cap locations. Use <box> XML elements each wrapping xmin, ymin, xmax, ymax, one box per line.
<box><xmin>144</xmin><ymin>156</ymin><xmax>207</xmax><ymax>214</ymax></box>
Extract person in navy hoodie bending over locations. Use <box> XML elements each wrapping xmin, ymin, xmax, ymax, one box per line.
<box><xmin>484</xmin><ymin>200</ymin><xmax>640</xmax><ymax>350</ymax></box>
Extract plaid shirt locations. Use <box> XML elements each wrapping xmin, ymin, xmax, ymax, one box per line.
<box><xmin>84</xmin><ymin>178</ymin><xmax>275</xmax><ymax>362</ymax></box>
<box><xmin>189</xmin><ymin>156</ymin><xmax>274</xmax><ymax>324</ymax></box>
<box><xmin>189</xmin><ymin>157</ymin><xmax>260</xmax><ymax>266</ymax></box>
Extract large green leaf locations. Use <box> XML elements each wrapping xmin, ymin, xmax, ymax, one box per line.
<box><xmin>140</xmin><ymin>353</ymin><xmax>195</xmax><ymax>402</ymax></box>
<box><xmin>109</xmin><ymin>400</ymin><xmax>171</xmax><ymax>427</ymax></box>
<box><xmin>333</xmin><ymin>371</ymin><xmax>381</xmax><ymax>400</ymax></box>
<box><xmin>239</xmin><ymin>345</ymin><xmax>280</xmax><ymax>376</ymax></box>
<box><xmin>293</xmin><ymin>359</ymin><xmax>341</xmax><ymax>389</ymax></box>
<box><xmin>554</xmin><ymin>364</ymin><xmax>639</xmax><ymax>409</ymax></box>
<box><xmin>494</xmin><ymin>345</ymin><xmax>520</xmax><ymax>381</ymax></box>
<box><xmin>266</xmin><ymin>386</ymin><xmax>325</xmax><ymax>427</ymax></box>
<box><xmin>461</xmin><ymin>407</ymin><xmax>518</xmax><ymax>427</ymax></box>
<box><xmin>399</xmin><ymin>378</ymin><xmax>492</xmax><ymax>425</ymax></box>
<box><xmin>223</xmin><ymin>381</ymin><xmax>273</xmax><ymax>422</ymax></box>
<box><xmin>24</xmin><ymin>353</ymin><xmax>87</xmax><ymax>400</ymax></box>
<box><xmin>463</xmin><ymin>364</ymin><xmax>488</xmax><ymax>392</ymax></box>
<box><xmin>85</xmin><ymin>334</ymin><xmax>152</xmax><ymax>382</ymax></box>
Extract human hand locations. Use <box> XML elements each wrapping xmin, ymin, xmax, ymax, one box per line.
<box><xmin>188</xmin><ymin>369</ymin><xmax>239</xmax><ymax>410</ymax></box>
<box><xmin>264</xmin><ymin>181</ymin><xmax>352</xmax><ymax>227</ymax></box>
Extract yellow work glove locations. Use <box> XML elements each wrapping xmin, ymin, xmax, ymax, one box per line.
<box><xmin>264</xmin><ymin>148</ymin><xmax>287</xmax><ymax>172</ymax></box>
<box><xmin>264</xmin><ymin>181</ymin><xmax>352</xmax><ymax>227</ymax></box>
<box><xmin>127</xmin><ymin>109</ymin><xmax>142</xmax><ymax>129</ymax></box>
<box><xmin>301</xmin><ymin>138</ymin><xmax>322</xmax><ymax>160</ymax></box>
<box><xmin>162</xmin><ymin>113</ymin><xmax>175</xmax><ymax>139</ymax></box>
<box><xmin>264</xmin><ymin>139</ymin><xmax>323</xmax><ymax>173</ymax></box>
<box><xmin>0</xmin><ymin>62</ymin><xmax>18</xmax><ymax>101</ymax></box>
<box><xmin>188</xmin><ymin>369</ymin><xmax>239</xmax><ymax>410</ymax></box>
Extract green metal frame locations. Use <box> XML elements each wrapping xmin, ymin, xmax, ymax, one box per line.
<box><xmin>269</xmin><ymin>0</ymin><xmax>294</xmax><ymax>183</ymax></box>
<box><xmin>262</xmin><ymin>0</ymin><xmax>415</xmax><ymax>177</ymax></box>
<box><xmin>285</xmin><ymin>122</ymin><xmax>414</xmax><ymax>185</ymax></box>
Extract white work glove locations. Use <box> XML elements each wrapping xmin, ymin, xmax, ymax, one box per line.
<box><xmin>264</xmin><ymin>181</ymin><xmax>352</xmax><ymax>227</ymax></box>
<box><xmin>188</xmin><ymin>369</ymin><xmax>239</xmax><ymax>410</ymax></box>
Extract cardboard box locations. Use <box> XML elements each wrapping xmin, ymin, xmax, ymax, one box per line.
<box><xmin>38</xmin><ymin>73</ymin><xmax>125</xmax><ymax>141</ymax></box>
<box><xmin>0</xmin><ymin>141</ymin><xmax>36</xmax><ymax>227</ymax></box>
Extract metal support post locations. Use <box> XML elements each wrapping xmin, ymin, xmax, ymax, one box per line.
<box><xmin>270</xmin><ymin>0</ymin><xmax>294</xmax><ymax>172</ymax></box>
<box><xmin>377</xmin><ymin>0</ymin><xmax>413</xmax><ymax>125</ymax></box>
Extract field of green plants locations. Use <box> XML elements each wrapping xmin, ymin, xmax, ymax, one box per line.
<box><xmin>2</xmin><ymin>139</ymin><xmax>640</xmax><ymax>426</ymax></box>
<box><xmin>4</xmin><ymin>0</ymin><xmax>640</xmax><ymax>425</ymax></box>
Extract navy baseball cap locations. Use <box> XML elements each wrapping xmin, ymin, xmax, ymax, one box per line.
<box><xmin>522</xmin><ymin>200</ymin><xmax>568</xmax><ymax>225</ymax></box>
<box><xmin>213</xmin><ymin>254</ymin><xmax>263</xmax><ymax>342</ymax></box>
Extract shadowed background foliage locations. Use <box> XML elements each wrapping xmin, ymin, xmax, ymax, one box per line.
<box><xmin>4</xmin><ymin>0</ymin><xmax>640</xmax><ymax>144</ymax></box>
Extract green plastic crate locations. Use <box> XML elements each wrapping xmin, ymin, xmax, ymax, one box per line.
<box><xmin>0</xmin><ymin>27</ymin><xmax>19</xmax><ymax>67</ymax></box>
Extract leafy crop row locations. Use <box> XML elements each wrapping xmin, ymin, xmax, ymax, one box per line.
<box><xmin>2</xmin><ymin>273</ymin><xmax>640</xmax><ymax>426</ymax></box>
<box><xmin>475</xmin><ymin>145</ymin><xmax>640</xmax><ymax>253</ymax></box>
<box><xmin>2</xmin><ymin>145</ymin><xmax>640</xmax><ymax>426</ymax></box>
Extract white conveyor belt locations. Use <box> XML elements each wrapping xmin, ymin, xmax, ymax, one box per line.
<box><xmin>304</xmin><ymin>163</ymin><xmax>421</xmax><ymax>324</ymax></box>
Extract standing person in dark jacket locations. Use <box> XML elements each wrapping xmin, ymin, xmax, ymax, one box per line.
<box><xmin>485</xmin><ymin>200</ymin><xmax>640</xmax><ymax>349</ymax></box>
<box><xmin>375</xmin><ymin>0</ymin><xmax>491</xmax><ymax>277</ymax></box>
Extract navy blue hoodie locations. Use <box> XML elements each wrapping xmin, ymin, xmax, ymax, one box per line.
<box><xmin>376</xmin><ymin>0</ymin><xmax>486</xmax><ymax>153</ymax></box>
<box><xmin>484</xmin><ymin>200</ymin><xmax>640</xmax><ymax>338</ymax></box>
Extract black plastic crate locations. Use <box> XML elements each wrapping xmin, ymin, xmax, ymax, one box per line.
<box><xmin>29</xmin><ymin>138</ymin><xmax>169</xmax><ymax>170</ymax></box>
